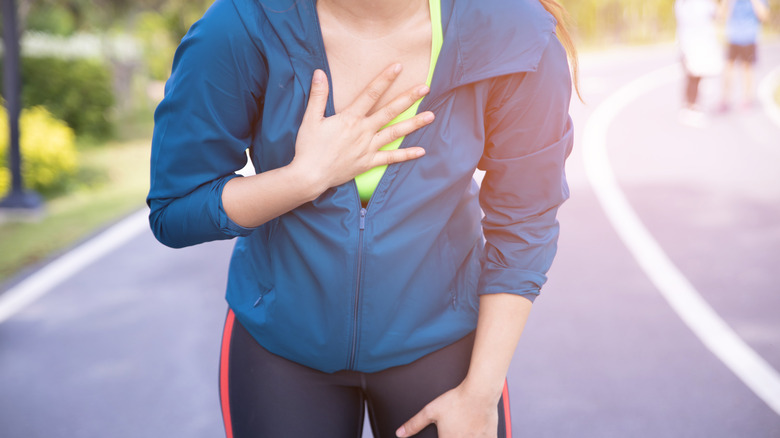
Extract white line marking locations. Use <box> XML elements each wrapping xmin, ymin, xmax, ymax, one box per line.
<box><xmin>582</xmin><ymin>64</ymin><xmax>780</xmax><ymax>416</ymax></box>
<box><xmin>758</xmin><ymin>66</ymin><xmax>780</xmax><ymax>129</ymax></box>
<box><xmin>0</xmin><ymin>208</ymin><xmax>149</xmax><ymax>324</ymax></box>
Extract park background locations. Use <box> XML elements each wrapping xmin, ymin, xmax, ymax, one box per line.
<box><xmin>1</xmin><ymin>1</ymin><xmax>780</xmax><ymax>437</ymax></box>
<box><xmin>1</xmin><ymin>0</ymin><xmax>779</xmax><ymax>282</ymax></box>
<box><xmin>0</xmin><ymin>0</ymin><xmax>779</xmax><ymax>281</ymax></box>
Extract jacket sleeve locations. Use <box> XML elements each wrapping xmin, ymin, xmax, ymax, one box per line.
<box><xmin>476</xmin><ymin>34</ymin><xmax>574</xmax><ymax>302</ymax></box>
<box><xmin>146</xmin><ymin>0</ymin><xmax>267</xmax><ymax>248</ymax></box>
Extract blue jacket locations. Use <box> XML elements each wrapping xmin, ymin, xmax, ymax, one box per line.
<box><xmin>148</xmin><ymin>0</ymin><xmax>573</xmax><ymax>373</ymax></box>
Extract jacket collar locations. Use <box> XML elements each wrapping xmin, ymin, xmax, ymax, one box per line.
<box><xmin>436</xmin><ymin>0</ymin><xmax>556</xmax><ymax>91</ymax></box>
<box><xmin>242</xmin><ymin>0</ymin><xmax>556</xmax><ymax>96</ymax></box>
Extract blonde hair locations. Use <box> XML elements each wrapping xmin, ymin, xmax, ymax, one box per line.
<box><xmin>538</xmin><ymin>0</ymin><xmax>582</xmax><ymax>101</ymax></box>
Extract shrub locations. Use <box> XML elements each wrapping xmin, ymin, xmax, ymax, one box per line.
<box><xmin>25</xmin><ymin>4</ymin><xmax>77</xmax><ymax>36</ymax></box>
<box><xmin>0</xmin><ymin>106</ymin><xmax>78</xmax><ymax>197</ymax></box>
<box><xmin>23</xmin><ymin>57</ymin><xmax>115</xmax><ymax>139</ymax></box>
<box><xmin>0</xmin><ymin>56</ymin><xmax>115</xmax><ymax>139</ymax></box>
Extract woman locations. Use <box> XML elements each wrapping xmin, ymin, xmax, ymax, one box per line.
<box><xmin>719</xmin><ymin>0</ymin><xmax>770</xmax><ymax>110</ymax></box>
<box><xmin>147</xmin><ymin>0</ymin><xmax>576</xmax><ymax>436</ymax></box>
<box><xmin>674</xmin><ymin>0</ymin><xmax>723</xmax><ymax>124</ymax></box>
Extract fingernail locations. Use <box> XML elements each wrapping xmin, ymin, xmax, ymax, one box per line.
<box><xmin>422</xmin><ymin>112</ymin><xmax>434</xmax><ymax>123</ymax></box>
<box><xmin>313</xmin><ymin>70</ymin><xmax>324</xmax><ymax>84</ymax></box>
<box><xmin>414</xmin><ymin>148</ymin><xmax>425</xmax><ymax>157</ymax></box>
<box><xmin>393</xmin><ymin>64</ymin><xmax>403</xmax><ymax>74</ymax></box>
<box><xmin>418</xmin><ymin>85</ymin><xmax>430</xmax><ymax>95</ymax></box>
<box><xmin>396</xmin><ymin>426</ymin><xmax>406</xmax><ymax>437</ymax></box>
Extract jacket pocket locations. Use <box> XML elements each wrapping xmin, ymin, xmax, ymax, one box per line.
<box><xmin>450</xmin><ymin>240</ymin><xmax>482</xmax><ymax>312</ymax></box>
<box><xmin>253</xmin><ymin>286</ymin><xmax>274</xmax><ymax>308</ymax></box>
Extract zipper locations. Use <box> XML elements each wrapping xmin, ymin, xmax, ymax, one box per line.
<box><xmin>311</xmin><ymin>0</ymin><xmax>449</xmax><ymax>370</ymax></box>
<box><xmin>342</xmin><ymin>91</ymin><xmax>446</xmax><ymax>369</ymax></box>
<box><xmin>342</xmin><ymin>90</ymin><xmax>447</xmax><ymax>369</ymax></box>
<box><xmin>347</xmin><ymin>206</ymin><xmax>367</xmax><ymax>369</ymax></box>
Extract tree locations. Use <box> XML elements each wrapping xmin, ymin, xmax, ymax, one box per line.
<box><xmin>1</xmin><ymin>0</ymin><xmax>42</xmax><ymax>212</ymax></box>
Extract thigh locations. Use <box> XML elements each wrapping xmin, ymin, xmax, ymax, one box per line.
<box><xmin>727</xmin><ymin>43</ymin><xmax>740</xmax><ymax>63</ymax></box>
<box><xmin>743</xmin><ymin>44</ymin><xmax>757</xmax><ymax>64</ymax></box>
<box><xmin>364</xmin><ymin>332</ymin><xmax>512</xmax><ymax>438</ymax></box>
<box><xmin>220</xmin><ymin>310</ymin><xmax>365</xmax><ymax>438</ymax></box>
<box><xmin>732</xmin><ymin>43</ymin><xmax>757</xmax><ymax>64</ymax></box>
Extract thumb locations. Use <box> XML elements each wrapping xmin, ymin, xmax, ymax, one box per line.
<box><xmin>396</xmin><ymin>406</ymin><xmax>435</xmax><ymax>437</ymax></box>
<box><xmin>303</xmin><ymin>69</ymin><xmax>329</xmax><ymax>121</ymax></box>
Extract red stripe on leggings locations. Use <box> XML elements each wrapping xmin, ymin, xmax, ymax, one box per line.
<box><xmin>220</xmin><ymin>310</ymin><xmax>236</xmax><ymax>438</ymax></box>
<box><xmin>503</xmin><ymin>379</ymin><xmax>512</xmax><ymax>438</ymax></box>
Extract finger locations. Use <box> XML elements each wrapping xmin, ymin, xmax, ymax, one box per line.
<box><xmin>303</xmin><ymin>69</ymin><xmax>329</xmax><ymax>121</ymax></box>
<box><xmin>368</xmin><ymin>84</ymin><xmax>430</xmax><ymax>129</ymax></box>
<box><xmin>373</xmin><ymin>112</ymin><xmax>434</xmax><ymax>148</ymax></box>
<box><xmin>396</xmin><ymin>406</ymin><xmax>434</xmax><ymax>438</ymax></box>
<box><xmin>372</xmin><ymin>147</ymin><xmax>426</xmax><ymax>169</ymax></box>
<box><xmin>348</xmin><ymin>63</ymin><xmax>403</xmax><ymax>116</ymax></box>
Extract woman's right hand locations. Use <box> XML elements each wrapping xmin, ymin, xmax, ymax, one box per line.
<box><xmin>290</xmin><ymin>64</ymin><xmax>434</xmax><ymax>193</ymax></box>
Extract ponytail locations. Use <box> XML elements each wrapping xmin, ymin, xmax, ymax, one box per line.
<box><xmin>538</xmin><ymin>0</ymin><xmax>582</xmax><ymax>102</ymax></box>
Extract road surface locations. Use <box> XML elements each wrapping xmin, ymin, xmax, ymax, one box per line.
<box><xmin>1</xmin><ymin>41</ymin><xmax>779</xmax><ymax>437</ymax></box>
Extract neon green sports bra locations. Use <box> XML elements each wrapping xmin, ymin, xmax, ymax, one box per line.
<box><xmin>354</xmin><ymin>0</ymin><xmax>443</xmax><ymax>205</ymax></box>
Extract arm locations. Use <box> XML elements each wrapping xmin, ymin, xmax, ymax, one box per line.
<box><xmin>397</xmin><ymin>34</ymin><xmax>573</xmax><ymax>438</ymax></box>
<box><xmin>148</xmin><ymin>1</ymin><xmax>432</xmax><ymax>246</ymax></box>
<box><xmin>222</xmin><ymin>68</ymin><xmax>432</xmax><ymax>228</ymax></box>
<box><xmin>749</xmin><ymin>0</ymin><xmax>769</xmax><ymax>22</ymax></box>
<box><xmin>462</xmin><ymin>294</ymin><xmax>532</xmax><ymax>408</ymax></box>
<box><xmin>717</xmin><ymin>0</ymin><xmax>733</xmax><ymax>22</ymax></box>
<box><xmin>147</xmin><ymin>0</ymin><xmax>268</xmax><ymax>248</ymax></box>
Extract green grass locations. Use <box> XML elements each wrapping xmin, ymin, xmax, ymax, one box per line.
<box><xmin>0</xmin><ymin>138</ymin><xmax>150</xmax><ymax>284</ymax></box>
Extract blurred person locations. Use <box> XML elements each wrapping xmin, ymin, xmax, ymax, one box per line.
<box><xmin>719</xmin><ymin>0</ymin><xmax>770</xmax><ymax>110</ymax></box>
<box><xmin>675</xmin><ymin>0</ymin><xmax>724</xmax><ymax>126</ymax></box>
<box><xmin>147</xmin><ymin>0</ymin><xmax>576</xmax><ymax>436</ymax></box>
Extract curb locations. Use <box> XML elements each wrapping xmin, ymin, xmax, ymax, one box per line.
<box><xmin>0</xmin><ymin>208</ymin><xmax>148</xmax><ymax>324</ymax></box>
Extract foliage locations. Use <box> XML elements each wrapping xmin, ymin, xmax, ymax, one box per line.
<box><xmin>129</xmin><ymin>0</ymin><xmax>213</xmax><ymax>81</ymax></box>
<box><xmin>558</xmin><ymin>0</ymin><xmax>780</xmax><ymax>46</ymax></box>
<box><xmin>22</xmin><ymin>56</ymin><xmax>115</xmax><ymax>138</ymax></box>
<box><xmin>0</xmin><ymin>138</ymin><xmax>150</xmax><ymax>283</ymax></box>
<box><xmin>154</xmin><ymin>0</ymin><xmax>214</xmax><ymax>42</ymax></box>
<box><xmin>24</xmin><ymin>3</ymin><xmax>77</xmax><ymax>36</ymax></box>
<box><xmin>21</xmin><ymin>0</ymin><xmax>212</xmax><ymax>87</ymax></box>
<box><xmin>133</xmin><ymin>11</ymin><xmax>179</xmax><ymax>80</ymax></box>
<box><xmin>559</xmin><ymin>0</ymin><xmax>677</xmax><ymax>45</ymax></box>
<box><xmin>22</xmin><ymin>0</ymin><xmax>136</xmax><ymax>33</ymax></box>
<box><xmin>23</xmin><ymin>0</ymin><xmax>212</xmax><ymax>36</ymax></box>
<box><xmin>0</xmin><ymin>106</ymin><xmax>78</xmax><ymax>197</ymax></box>
<box><xmin>19</xmin><ymin>0</ymin><xmax>780</xmax><ymax>49</ymax></box>
<box><xmin>1</xmin><ymin>56</ymin><xmax>116</xmax><ymax>138</ymax></box>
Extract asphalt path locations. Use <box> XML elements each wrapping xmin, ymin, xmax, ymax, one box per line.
<box><xmin>1</xmin><ymin>42</ymin><xmax>779</xmax><ymax>437</ymax></box>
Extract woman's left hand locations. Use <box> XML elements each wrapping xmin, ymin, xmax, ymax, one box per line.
<box><xmin>395</xmin><ymin>383</ymin><xmax>498</xmax><ymax>438</ymax></box>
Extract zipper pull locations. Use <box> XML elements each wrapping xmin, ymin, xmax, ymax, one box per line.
<box><xmin>359</xmin><ymin>208</ymin><xmax>367</xmax><ymax>230</ymax></box>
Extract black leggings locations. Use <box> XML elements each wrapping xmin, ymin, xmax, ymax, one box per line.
<box><xmin>219</xmin><ymin>310</ymin><xmax>512</xmax><ymax>438</ymax></box>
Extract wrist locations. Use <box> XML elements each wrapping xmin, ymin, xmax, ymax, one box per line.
<box><xmin>460</xmin><ymin>374</ymin><xmax>505</xmax><ymax>405</ymax></box>
<box><xmin>285</xmin><ymin>159</ymin><xmax>329</xmax><ymax>202</ymax></box>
